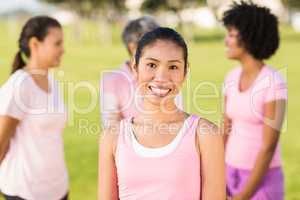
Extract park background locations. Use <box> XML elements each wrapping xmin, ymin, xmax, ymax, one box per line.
<box><xmin>0</xmin><ymin>0</ymin><xmax>299</xmax><ymax>199</ymax></box>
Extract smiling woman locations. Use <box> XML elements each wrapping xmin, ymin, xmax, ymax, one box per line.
<box><xmin>134</xmin><ymin>41</ymin><xmax>186</xmax><ymax>106</ymax></box>
<box><xmin>132</xmin><ymin>28</ymin><xmax>188</xmax><ymax>111</ymax></box>
<box><xmin>98</xmin><ymin>27</ymin><xmax>226</xmax><ymax>200</ymax></box>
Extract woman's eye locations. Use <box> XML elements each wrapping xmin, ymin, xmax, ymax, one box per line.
<box><xmin>147</xmin><ymin>63</ymin><xmax>156</xmax><ymax>68</ymax></box>
<box><xmin>55</xmin><ymin>41</ymin><xmax>62</xmax><ymax>46</ymax></box>
<box><xmin>229</xmin><ymin>33</ymin><xmax>238</xmax><ymax>38</ymax></box>
<box><xmin>169</xmin><ymin>65</ymin><xmax>178</xmax><ymax>70</ymax></box>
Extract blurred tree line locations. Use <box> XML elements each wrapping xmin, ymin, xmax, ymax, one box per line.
<box><xmin>42</xmin><ymin>0</ymin><xmax>128</xmax><ymax>44</ymax></box>
<box><xmin>282</xmin><ymin>0</ymin><xmax>300</xmax><ymax>10</ymax></box>
<box><xmin>43</xmin><ymin>0</ymin><xmax>206</xmax><ymax>18</ymax></box>
<box><xmin>42</xmin><ymin>0</ymin><xmax>206</xmax><ymax>42</ymax></box>
<box><xmin>42</xmin><ymin>0</ymin><xmax>300</xmax><ymax>44</ymax></box>
<box><xmin>43</xmin><ymin>0</ymin><xmax>126</xmax><ymax>17</ymax></box>
<box><xmin>43</xmin><ymin>0</ymin><xmax>300</xmax><ymax>18</ymax></box>
<box><xmin>141</xmin><ymin>0</ymin><xmax>206</xmax><ymax>30</ymax></box>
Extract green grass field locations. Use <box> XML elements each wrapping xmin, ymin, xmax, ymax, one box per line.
<box><xmin>0</xmin><ymin>20</ymin><xmax>299</xmax><ymax>199</ymax></box>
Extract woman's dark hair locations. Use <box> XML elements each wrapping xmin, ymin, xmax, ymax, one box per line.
<box><xmin>11</xmin><ymin>16</ymin><xmax>62</xmax><ymax>74</ymax></box>
<box><xmin>135</xmin><ymin>27</ymin><xmax>188</xmax><ymax>74</ymax></box>
<box><xmin>222</xmin><ymin>1</ymin><xmax>279</xmax><ymax>60</ymax></box>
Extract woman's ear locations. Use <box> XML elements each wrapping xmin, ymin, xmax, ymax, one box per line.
<box><xmin>130</xmin><ymin>57</ymin><xmax>138</xmax><ymax>81</ymax></box>
<box><xmin>28</xmin><ymin>37</ymin><xmax>39</xmax><ymax>52</ymax></box>
<box><xmin>128</xmin><ymin>42</ymin><xmax>137</xmax><ymax>57</ymax></box>
<box><xmin>184</xmin><ymin>62</ymin><xmax>190</xmax><ymax>81</ymax></box>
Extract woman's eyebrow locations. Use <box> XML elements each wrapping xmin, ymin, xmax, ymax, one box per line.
<box><xmin>145</xmin><ymin>57</ymin><xmax>182</xmax><ymax>63</ymax></box>
<box><xmin>145</xmin><ymin>57</ymin><xmax>160</xmax><ymax>62</ymax></box>
<box><xmin>168</xmin><ymin>59</ymin><xmax>182</xmax><ymax>63</ymax></box>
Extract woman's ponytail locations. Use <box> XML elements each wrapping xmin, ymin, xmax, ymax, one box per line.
<box><xmin>11</xmin><ymin>51</ymin><xmax>26</xmax><ymax>74</ymax></box>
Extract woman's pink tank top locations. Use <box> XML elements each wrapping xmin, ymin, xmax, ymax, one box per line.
<box><xmin>115</xmin><ymin>115</ymin><xmax>201</xmax><ymax>199</ymax></box>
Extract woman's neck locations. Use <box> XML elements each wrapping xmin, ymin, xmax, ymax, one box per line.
<box><xmin>24</xmin><ymin>60</ymin><xmax>49</xmax><ymax>84</ymax></box>
<box><xmin>240</xmin><ymin>54</ymin><xmax>264</xmax><ymax>76</ymax></box>
<box><xmin>25</xmin><ymin>58</ymin><xmax>49</xmax><ymax>72</ymax></box>
<box><xmin>139</xmin><ymin>99</ymin><xmax>184</xmax><ymax>124</ymax></box>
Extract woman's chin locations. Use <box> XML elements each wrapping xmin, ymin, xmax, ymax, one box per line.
<box><xmin>226</xmin><ymin>53</ymin><xmax>234</xmax><ymax>59</ymax></box>
<box><xmin>144</xmin><ymin>95</ymin><xmax>175</xmax><ymax>109</ymax></box>
<box><xmin>50</xmin><ymin>63</ymin><xmax>60</xmax><ymax>69</ymax></box>
<box><xmin>226</xmin><ymin>52</ymin><xmax>241</xmax><ymax>60</ymax></box>
<box><xmin>145</xmin><ymin>96</ymin><xmax>163</xmax><ymax>105</ymax></box>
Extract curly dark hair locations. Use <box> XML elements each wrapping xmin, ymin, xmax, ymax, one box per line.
<box><xmin>222</xmin><ymin>1</ymin><xmax>280</xmax><ymax>60</ymax></box>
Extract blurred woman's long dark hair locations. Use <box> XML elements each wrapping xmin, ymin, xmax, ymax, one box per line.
<box><xmin>11</xmin><ymin>16</ymin><xmax>61</xmax><ymax>74</ymax></box>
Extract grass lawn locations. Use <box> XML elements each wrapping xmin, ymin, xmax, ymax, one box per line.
<box><xmin>0</xmin><ymin>20</ymin><xmax>299</xmax><ymax>199</ymax></box>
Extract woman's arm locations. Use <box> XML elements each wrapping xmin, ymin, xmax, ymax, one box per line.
<box><xmin>0</xmin><ymin>116</ymin><xmax>19</xmax><ymax>164</ymax></box>
<box><xmin>223</xmin><ymin>96</ymin><xmax>232</xmax><ymax>147</ymax></box>
<box><xmin>98</xmin><ymin>127</ymin><xmax>119</xmax><ymax>200</ymax></box>
<box><xmin>197</xmin><ymin>118</ymin><xmax>226</xmax><ymax>200</ymax></box>
<box><xmin>232</xmin><ymin>99</ymin><xmax>286</xmax><ymax>200</ymax></box>
<box><xmin>100</xmin><ymin>91</ymin><xmax>123</xmax><ymax>130</ymax></box>
<box><xmin>100</xmin><ymin>73</ymin><xmax>124</xmax><ymax>129</ymax></box>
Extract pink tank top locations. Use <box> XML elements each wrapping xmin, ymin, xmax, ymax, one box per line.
<box><xmin>223</xmin><ymin>66</ymin><xmax>287</xmax><ymax>169</ymax></box>
<box><xmin>115</xmin><ymin>115</ymin><xmax>201</xmax><ymax>199</ymax></box>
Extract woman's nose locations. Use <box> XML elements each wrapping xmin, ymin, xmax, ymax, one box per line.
<box><xmin>154</xmin><ymin>67</ymin><xmax>169</xmax><ymax>81</ymax></box>
<box><xmin>224</xmin><ymin>36</ymin><xmax>229</xmax><ymax>46</ymax></box>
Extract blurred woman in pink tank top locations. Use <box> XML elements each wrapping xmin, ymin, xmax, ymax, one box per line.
<box><xmin>222</xmin><ymin>1</ymin><xmax>287</xmax><ymax>200</ymax></box>
<box><xmin>99</xmin><ymin>27</ymin><xmax>226</xmax><ymax>200</ymax></box>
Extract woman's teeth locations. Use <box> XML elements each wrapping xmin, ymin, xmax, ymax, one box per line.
<box><xmin>149</xmin><ymin>86</ymin><xmax>171</xmax><ymax>97</ymax></box>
